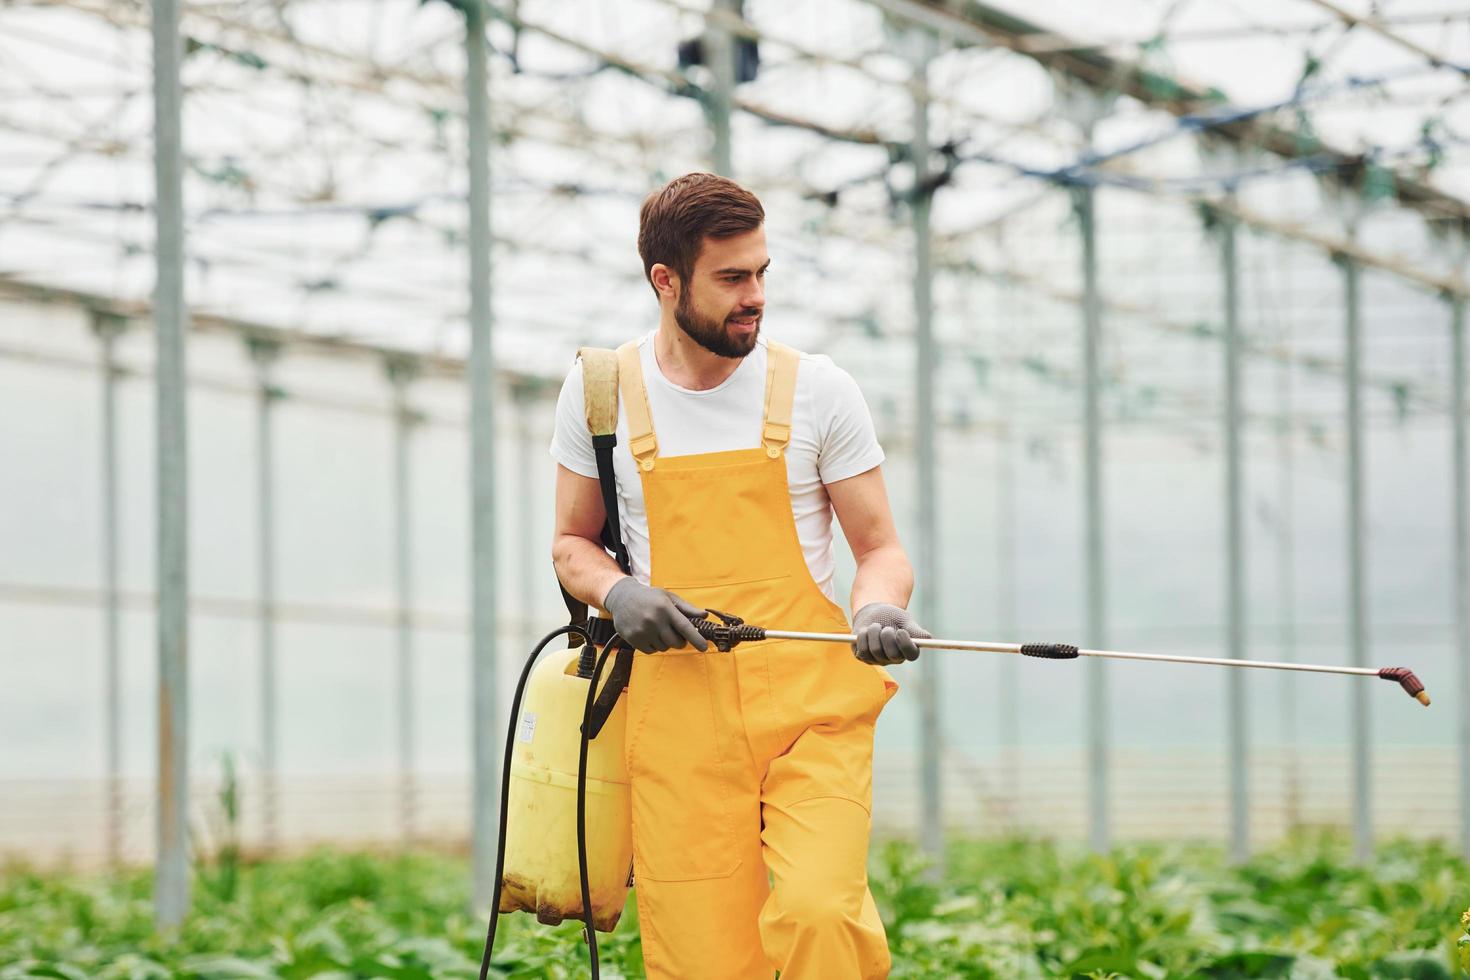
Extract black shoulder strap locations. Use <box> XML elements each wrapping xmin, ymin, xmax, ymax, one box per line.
<box><xmin>581</xmin><ymin>427</ymin><xmax>636</xmax><ymax>738</ymax></box>
<box><xmin>569</xmin><ymin>348</ymin><xmax>636</xmax><ymax>738</ymax></box>
<box><xmin>558</xmin><ymin>348</ymin><xmax>629</xmax><ymax>651</ymax></box>
<box><xmin>592</xmin><ymin>433</ymin><xmax>630</xmax><ymax>576</ymax></box>
<box><xmin>557</xmin><ymin>433</ymin><xmax>630</xmax><ymax>647</ymax></box>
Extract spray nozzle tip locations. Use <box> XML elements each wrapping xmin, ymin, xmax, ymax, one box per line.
<box><xmin>1379</xmin><ymin>667</ymin><xmax>1428</xmax><ymax>706</ymax></box>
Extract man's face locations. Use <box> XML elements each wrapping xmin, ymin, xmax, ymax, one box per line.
<box><xmin>673</xmin><ymin>226</ymin><xmax>768</xmax><ymax>359</ymax></box>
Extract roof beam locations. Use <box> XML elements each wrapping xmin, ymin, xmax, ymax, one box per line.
<box><xmin>871</xmin><ymin>0</ymin><xmax>1470</xmax><ymax>226</ymax></box>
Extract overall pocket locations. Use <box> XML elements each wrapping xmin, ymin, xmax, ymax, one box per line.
<box><xmin>625</xmin><ymin>652</ymin><xmax>743</xmax><ymax>882</ymax></box>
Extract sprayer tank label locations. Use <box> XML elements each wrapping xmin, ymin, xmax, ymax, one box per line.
<box><xmin>517</xmin><ymin>712</ymin><xmax>537</xmax><ymax>744</ymax></box>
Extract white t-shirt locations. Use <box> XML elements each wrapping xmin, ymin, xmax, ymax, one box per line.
<box><xmin>549</xmin><ymin>331</ymin><xmax>885</xmax><ymax>602</ymax></box>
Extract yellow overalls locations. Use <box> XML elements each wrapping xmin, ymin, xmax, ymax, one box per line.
<box><xmin>615</xmin><ymin>338</ymin><xmax>899</xmax><ymax>979</ymax></box>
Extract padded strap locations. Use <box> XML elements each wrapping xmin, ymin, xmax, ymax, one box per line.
<box><xmin>617</xmin><ymin>340</ymin><xmax>658</xmax><ymax>468</ymax></box>
<box><xmin>578</xmin><ymin>347</ymin><xmax>619</xmax><ymax>437</ymax></box>
<box><xmin>761</xmin><ymin>340</ymin><xmax>798</xmax><ymax>456</ymax></box>
<box><xmin>581</xmin><ymin>347</ymin><xmax>630</xmax><ymax>575</ymax></box>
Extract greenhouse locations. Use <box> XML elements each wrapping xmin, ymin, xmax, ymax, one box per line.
<box><xmin>2</xmin><ymin>0</ymin><xmax>1469</xmax><ymax>975</ymax></box>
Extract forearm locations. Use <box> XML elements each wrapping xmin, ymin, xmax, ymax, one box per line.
<box><xmin>552</xmin><ymin>533</ymin><xmax>629</xmax><ymax>610</ymax></box>
<box><xmin>848</xmin><ymin>544</ymin><xmax>915</xmax><ymax>615</ymax></box>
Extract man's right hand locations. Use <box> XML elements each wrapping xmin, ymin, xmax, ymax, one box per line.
<box><xmin>601</xmin><ymin>577</ymin><xmax>710</xmax><ymax>653</ymax></box>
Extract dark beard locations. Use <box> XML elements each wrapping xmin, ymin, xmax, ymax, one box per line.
<box><xmin>675</xmin><ymin>289</ymin><xmax>759</xmax><ymax>359</ymax></box>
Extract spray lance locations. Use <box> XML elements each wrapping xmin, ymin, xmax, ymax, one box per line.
<box><xmin>477</xmin><ymin>610</ymin><xmax>1430</xmax><ymax>980</ymax></box>
<box><xmin>684</xmin><ymin>609</ymin><xmax>1432</xmax><ymax>705</ymax></box>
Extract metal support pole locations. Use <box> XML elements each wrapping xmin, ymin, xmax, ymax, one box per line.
<box><xmin>997</xmin><ymin>412</ymin><xmax>1019</xmax><ymax>826</ymax></box>
<box><xmin>1219</xmin><ymin>204</ymin><xmax>1250</xmax><ymax>862</ymax></box>
<box><xmin>388</xmin><ymin>357</ymin><xmax>418</xmax><ymax>846</ymax></box>
<box><xmin>1451</xmin><ymin>288</ymin><xmax>1470</xmax><ymax>860</ymax></box>
<box><xmin>247</xmin><ymin>337</ymin><xmax>281</xmax><ymax>853</ymax></box>
<box><xmin>1274</xmin><ymin>243</ymin><xmax>1301</xmax><ymax>834</ymax></box>
<box><xmin>465</xmin><ymin>0</ymin><xmax>501</xmax><ymax>912</ymax></box>
<box><xmin>994</xmin><ymin>267</ymin><xmax>1020</xmax><ymax>827</ymax></box>
<box><xmin>151</xmin><ymin>0</ymin><xmax>189</xmax><ymax>929</ymax></box>
<box><xmin>1074</xmin><ymin>181</ymin><xmax>1109</xmax><ymax>853</ymax></box>
<box><xmin>1339</xmin><ymin>251</ymin><xmax>1373</xmax><ymax>862</ymax></box>
<box><xmin>93</xmin><ymin>311</ymin><xmax>126</xmax><ymax>867</ymax></box>
<box><xmin>909</xmin><ymin>28</ymin><xmax>943</xmax><ymax>872</ymax></box>
<box><xmin>514</xmin><ymin>381</ymin><xmax>538</xmax><ymax>662</ymax></box>
<box><xmin>705</xmin><ymin>0</ymin><xmax>737</xmax><ymax>176</ymax></box>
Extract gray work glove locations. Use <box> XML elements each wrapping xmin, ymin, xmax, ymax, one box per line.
<box><xmin>602</xmin><ymin>577</ymin><xmax>710</xmax><ymax>654</ymax></box>
<box><xmin>851</xmin><ymin>602</ymin><xmax>931</xmax><ymax>665</ymax></box>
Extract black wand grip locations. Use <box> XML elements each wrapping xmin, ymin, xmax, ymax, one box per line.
<box><xmin>693</xmin><ymin>617</ymin><xmax>766</xmax><ymax>652</ymax></box>
<box><xmin>1021</xmin><ymin>642</ymin><xmax>1079</xmax><ymax>660</ymax></box>
<box><xmin>684</xmin><ymin>608</ymin><xmax>765</xmax><ymax>652</ymax></box>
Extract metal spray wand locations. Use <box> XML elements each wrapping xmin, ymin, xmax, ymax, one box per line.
<box><xmin>684</xmin><ymin>610</ymin><xmax>1431</xmax><ymax>706</ymax></box>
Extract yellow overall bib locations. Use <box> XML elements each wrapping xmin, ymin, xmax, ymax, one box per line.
<box><xmin>616</xmin><ymin>338</ymin><xmax>899</xmax><ymax>979</ymax></box>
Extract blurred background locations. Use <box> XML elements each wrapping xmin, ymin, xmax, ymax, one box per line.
<box><xmin>2</xmin><ymin>0</ymin><xmax>1468</xmax><ymax>924</ymax></box>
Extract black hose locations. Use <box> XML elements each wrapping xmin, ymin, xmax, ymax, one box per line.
<box><xmin>478</xmin><ymin>624</ymin><xmax>592</xmax><ymax>980</ymax></box>
<box><xmin>574</xmin><ymin>636</ymin><xmax>622</xmax><ymax>978</ymax></box>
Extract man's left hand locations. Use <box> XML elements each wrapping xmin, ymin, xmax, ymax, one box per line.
<box><xmin>851</xmin><ymin>602</ymin><xmax>931</xmax><ymax>665</ymax></box>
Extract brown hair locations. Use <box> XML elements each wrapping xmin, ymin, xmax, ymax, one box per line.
<box><xmin>637</xmin><ymin>173</ymin><xmax>764</xmax><ymax>296</ymax></box>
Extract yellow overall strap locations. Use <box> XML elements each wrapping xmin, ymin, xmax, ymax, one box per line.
<box><xmin>617</xmin><ymin>339</ymin><xmax>658</xmax><ymax>469</ymax></box>
<box><xmin>761</xmin><ymin>340</ymin><xmax>799</xmax><ymax>457</ymax></box>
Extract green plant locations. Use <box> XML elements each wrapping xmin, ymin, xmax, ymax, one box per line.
<box><xmin>1457</xmin><ymin>905</ymin><xmax>1469</xmax><ymax>975</ymax></box>
<box><xmin>194</xmin><ymin>752</ymin><xmax>242</xmax><ymax>903</ymax></box>
<box><xmin>2</xmin><ymin>833</ymin><xmax>1466</xmax><ymax>978</ymax></box>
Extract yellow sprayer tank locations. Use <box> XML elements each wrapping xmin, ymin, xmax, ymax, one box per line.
<box><xmin>498</xmin><ymin>646</ymin><xmax>633</xmax><ymax>932</ymax></box>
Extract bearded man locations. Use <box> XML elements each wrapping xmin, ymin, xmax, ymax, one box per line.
<box><xmin>550</xmin><ymin>172</ymin><xmax>929</xmax><ymax>979</ymax></box>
